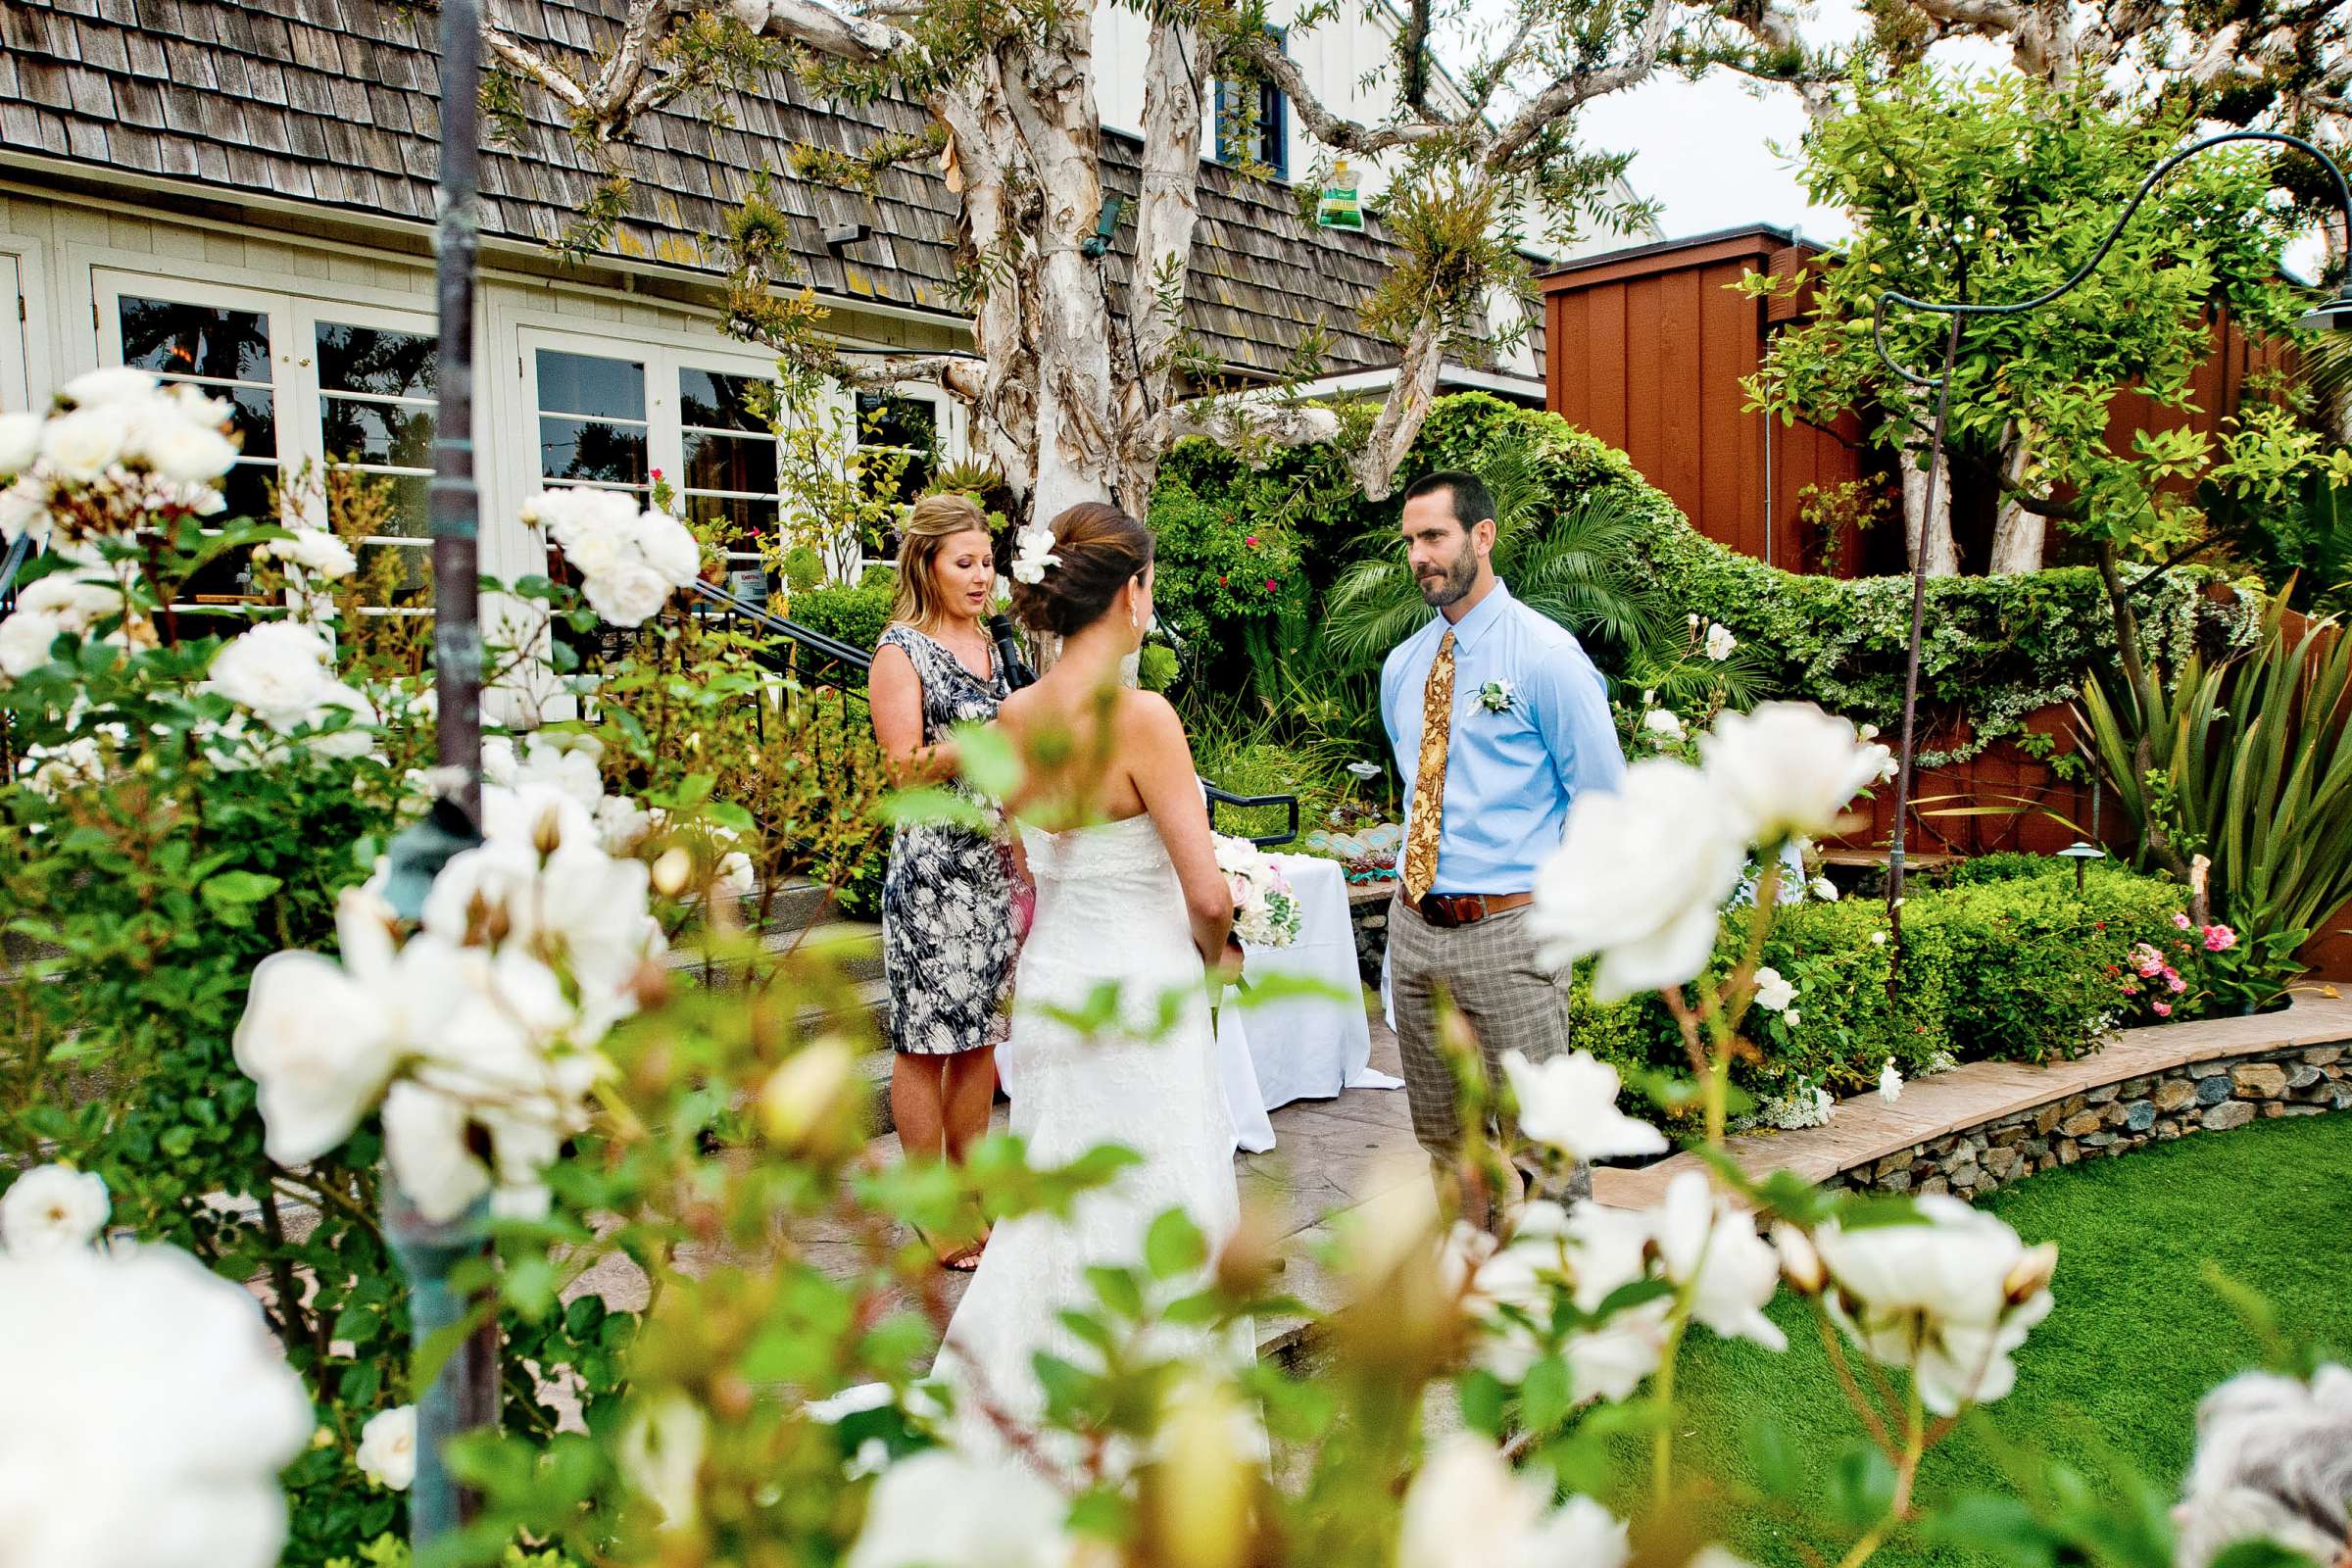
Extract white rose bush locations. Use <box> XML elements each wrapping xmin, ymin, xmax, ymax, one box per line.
<box><xmin>0</xmin><ymin>1191</ymin><xmax>314</xmax><ymax>1568</ymax></box>
<box><xmin>0</xmin><ymin>380</ymin><xmax>2251</xmax><ymax>1568</ymax></box>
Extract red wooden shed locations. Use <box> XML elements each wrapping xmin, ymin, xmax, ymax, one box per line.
<box><xmin>1537</xmin><ymin>224</ymin><xmax>2281</xmax><ymax>577</ymax></box>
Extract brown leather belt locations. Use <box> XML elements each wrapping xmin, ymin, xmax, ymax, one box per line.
<box><xmin>1399</xmin><ymin>890</ymin><xmax>1534</xmax><ymax>928</ymax></box>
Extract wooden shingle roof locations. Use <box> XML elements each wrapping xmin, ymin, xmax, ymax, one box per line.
<box><xmin>1</xmin><ymin>0</ymin><xmax>1410</xmax><ymax>376</ymax></box>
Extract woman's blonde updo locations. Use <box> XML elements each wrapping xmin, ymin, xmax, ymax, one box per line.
<box><xmin>1008</xmin><ymin>503</ymin><xmax>1154</xmax><ymax>638</ymax></box>
<box><xmin>888</xmin><ymin>492</ymin><xmax>993</xmax><ymax>630</ymax></box>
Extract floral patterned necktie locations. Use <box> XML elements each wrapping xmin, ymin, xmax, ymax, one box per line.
<box><xmin>1402</xmin><ymin>629</ymin><xmax>1455</xmax><ymax>903</ymax></box>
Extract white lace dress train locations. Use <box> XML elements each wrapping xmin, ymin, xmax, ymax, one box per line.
<box><xmin>931</xmin><ymin>814</ymin><xmax>1248</xmax><ymax>1465</ymax></box>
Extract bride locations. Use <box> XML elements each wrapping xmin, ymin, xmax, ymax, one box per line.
<box><xmin>930</xmin><ymin>501</ymin><xmax>1247</xmax><ymax>1464</ymax></box>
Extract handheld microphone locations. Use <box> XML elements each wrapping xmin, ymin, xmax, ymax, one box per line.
<box><xmin>988</xmin><ymin>614</ymin><xmax>1038</xmax><ymax>690</ymax></box>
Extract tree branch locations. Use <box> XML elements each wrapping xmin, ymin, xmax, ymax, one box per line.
<box><xmin>483</xmin><ymin>22</ymin><xmax>593</xmax><ymax>116</ymax></box>
<box><xmin>1486</xmin><ymin>0</ymin><xmax>1675</xmax><ymax>170</ymax></box>
<box><xmin>1233</xmin><ymin>31</ymin><xmax>1447</xmax><ymax>156</ymax></box>
<box><xmin>1164</xmin><ymin>392</ymin><xmax>1344</xmax><ymax>451</ymax></box>
<box><xmin>726</xmin><ymin>0</ymin><xmax>913</xmax><ymax>62</ymax></box>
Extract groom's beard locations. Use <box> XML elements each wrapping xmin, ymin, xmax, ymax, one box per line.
<box><xmin>1416</xmin><ymin>542</ymin><xmax>1479</xmax><ymax>608</ymax></box>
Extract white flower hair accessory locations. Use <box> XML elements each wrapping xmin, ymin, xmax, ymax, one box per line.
<box><xmin>1010</xmin><ymin>524</ymin><xmax>1061</xmax><ymax>585</ymax></box>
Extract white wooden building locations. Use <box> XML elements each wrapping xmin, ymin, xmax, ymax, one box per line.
<box><xmin>0</xmin><ymin>0</ymin><xmax>1650</xmax><ymax>595</ymax></box>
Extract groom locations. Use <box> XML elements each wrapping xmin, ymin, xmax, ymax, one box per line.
<box><xmin>1380</xmin><ymin>470</ymin><xmax>1624</xmax><ymax>1228</ymax></box>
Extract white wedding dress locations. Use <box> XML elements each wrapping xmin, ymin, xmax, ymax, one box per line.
<box><xmin>932</xmin><ymin>812</ymin><xmax>1246</xmax><ymax>1464</ymax></box>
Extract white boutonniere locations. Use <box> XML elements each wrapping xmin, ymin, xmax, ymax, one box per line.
<box><xmin>1478</xmin><ymin>679</ymin><xmax>1516</xmax><ymax>714</ymax></box>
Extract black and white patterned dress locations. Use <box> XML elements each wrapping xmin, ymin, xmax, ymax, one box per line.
<box><xmin>879</xmin><ymin>623</ymin><xmax>1017</xmax><ymax>1056</ymax></box>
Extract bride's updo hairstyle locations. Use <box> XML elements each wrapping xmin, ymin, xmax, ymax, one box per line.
<box><xmin>1009</xmin><ymin>502</ymin><xmax>1154</xmax><ymax>637</ymax></box>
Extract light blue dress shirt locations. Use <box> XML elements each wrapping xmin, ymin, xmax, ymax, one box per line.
<box><xmin>1380</xmin><ymin>581</ymin><xmax>1626</xmax><ymax>895</ymax></box>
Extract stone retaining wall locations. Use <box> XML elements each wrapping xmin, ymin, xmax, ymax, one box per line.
<box><xmin>1832</xmin><ymin>1045</ymin><xmax>2352</xmax><ymax>1199</ymax></box>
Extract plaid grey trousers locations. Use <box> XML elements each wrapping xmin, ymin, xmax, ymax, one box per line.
<box><xmin>1388</xmin><ymin>896</ymin><xmax>1589</xmax><ymax>1211</ymax></box>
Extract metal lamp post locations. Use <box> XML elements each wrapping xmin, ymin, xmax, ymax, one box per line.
<box><xmin>1872</xmin><ymin>128</ymin><xmax>2352</xmax><ymax>995</ymax></box>
<box><xmin>2057</xmin><ymin>840</ymin><xmax>2107</xmax><ymax>895</ymax></box>
<box><xmin>381</xmin><ymin>0</ymin><xmax>491</xmax><ymax>1544</ymax></box>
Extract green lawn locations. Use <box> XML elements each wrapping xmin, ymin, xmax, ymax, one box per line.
<box><xmin>1613</xmin><ymin>1112</ymin><xmax>2352</xmax><ymax>1568</ymax></box>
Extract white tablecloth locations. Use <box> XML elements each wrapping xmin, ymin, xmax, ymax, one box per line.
<box><xmin>1213</xmin><ymin>855</ymin><xmax>1402</xmax><ymax>1153</ymax></box>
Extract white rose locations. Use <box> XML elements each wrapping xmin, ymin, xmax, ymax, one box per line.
<box><xmin>1878</xmin><ymin>1058</ymin><xmax>1903</xmax><ymax>1103</ymax></box>
<box><xmin>583</xmin><ymin>564</ymin><xmax>673</xmax><ymax>627</ymax></box>
<box><xmin>290</xmin><ymin>682</ymin><xmax>380</xmax><ymax>760</ymax></box>
<box><xmin>0</xmin><ymin>411</ymin><xmax>39</xmax><ymax>472</ymax></box>
<box><xmin>1566</xmin><ymin>1299</ymin><xmax>1673</xmax><ymax>1401</ymax></box>
<box><xmin>0</xmin><ymin>1163</ymin><xmax>110</xmax><ymax>1253</ymax></box>
<box><xmin>1649</xmin><ymin>1170</ymin><xmax>1786</xmax><ymax>1349</ymax></box>
<box><xmin>0</xmin><ymin>475</ymin><xmax>52</xmax><ymax>546</ymax></box>
<box><xmin>1399</xmin><ymin>1435</ymin><xmax>1632</xmax><ymax>1568</ymax></box>
<box><xmin>617</xmin><ymin>1393</ymin><xmax>707</xmax><ymax>1528</ymax></box>
<box><xmin>595</xmin><ymin>793</ymin><xmax>653</xmax><ymax>854</ymax></box>
<box><xmin>514</xmin><ymin>734</ymin><xmax>606</xmax><ymax>811</ymax></box>
<box><xmin>1704</xmin><ymin>621</ymin><xmax>1738</xmax><ymax>662</ymax></box>
<box><xmin>716</xmin><ymin>850</ymin><xmax>757</xmax><ymax>901</ymax></box>
<box><xmin>1502</xmin><ymin>1050</ymin><xmax>1667</xmax><ymax>1163</ymax></box>
<box><xmin>356</xmin><ymin>1404</ymin><xmax>416</xmax><ymax>1491</ymax></box>
<box><xmin>206</xmin><ymin>621</ymin><xmax>337</xmax><ymax>725</ymax></box>
<box><xmin>63</xmin><ymin>366</ymin><xmax>162</xmax><ymax>407</ymax></box>
<box><xmin>1530</xmin><ymin>758</ymin><xmax>1745</xmax><ymax>1002</ymax></box>
<box><xmin>277</xmin><ymin>527</ymin><xmax>358</xmax><ymax>580</ymax></box>
<box><xmin>383</xmin><ymin>1080</ymin><xmax>494</xmax><ymax>1224</ymax></box>
<box><xmin>16</xmin><ymin>571</ymin><xmax>123</xmax><ymax>632</ymax></box>
<box><xmin>1814</xmin><ymin>1196</ymin><xmax>2056</xmax><ymax>1415</ymax></box>
<box><xmin>632</xmin><ymin>510</ymin><xmax>704</xmax><ymax>587</ymax></box>
<box><xmin>1810</xmin><ymin>875</ymin><xmax>1840</xmax><ymax>902</ymax></box>
<box><xmin>0</xmin><ymin>610</ymin><xmax>65</xmax><ymax>677</ymax></box>
<box><xmin>1700</xmin><ymin>702</ymin><xmax>1892</xmax><ymax>848</ymax></box>
<box><xmin>136</xmin><ymin>412</ymin><xmax>239</xmax><ymax>484</ymax></box>
<box><xmin>233</xmin><ymin>950</ymin><xmax>401</xmax><ymax>1165</ymax></box>
<box><xmin>1642</xmin><ymin>707</ymin><xmax>1685</xmax><ymax>743</ymax></box>
<box><xmin>563</xmin><ymin>524</ymin><xmax>630</xmax><ymax>578</ymax></box>
<box><xmin>1751</xmin><ymin>965</ymin><xmax>1796</xmax><ymax>1014</ymax></box>
<box><xmin>845</xmin><ymin>1448</ymin><xmax>1072</xmax><ymax>1568</ymax></box>
<box><xmin>1783</xmin><ymin>1008</ymin><xmax>1800</xmax><ymax>1028</ymax></box>
<box><xmin>39</xmin><ymin>403</ymin><xmax>133</xmax><ymax>483</ymax></box>
<box><xmin>0</xmin><ymin>1242</ymin><xmax>312</xmax><ymax>1568</ymax></box>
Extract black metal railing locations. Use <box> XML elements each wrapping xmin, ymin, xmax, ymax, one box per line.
<box><xmin>664</xmin><ymin>579</ymin><xmax>1299</xmax><ymax>847</ymax></box>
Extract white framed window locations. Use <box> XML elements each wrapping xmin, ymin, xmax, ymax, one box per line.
<box><xmin>519</xmin><ymin>330</ymin><xmax>785</xmax><ymax>599</ymax></box>
<box><xmin>93</xmin><ymin>270</ymin><xmax>440</xmax><ymax>615</ymax></box>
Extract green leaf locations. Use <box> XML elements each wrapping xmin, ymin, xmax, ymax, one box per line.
<box><xmin>1828</xmin><ymin>1440</ymin><xmax>1899</xmax><ymax>1531</ymax></box>
<box><xmin>199</xmin><ymin>870</ymin><xmax>282</xmax><ymax>919</ymax></box>
<box><xmin>953</xmin><ymin>721</ymin><xmax>1023</xmax><ymax>800</ymax></box>
<box><xmin>1743</xmin><ymin>1410</ymin><xmax>1804</xmax><ymax>1496</ymax></box>
<box><xmin>1457</xmin><ymin>1369</ymin><xmax>1507</xmax><ymax>1438</ymax></box>
<box><xmin>1144</xmin><ymin>1209</ymin><xmax>1208</xmax><ymax>1280</ymax></box>
<box><xmin>1086</xmin><ymin>1264</ymin><xmax>1146</xmax><ymax>1321</ymax></box>
<box><xmin>1520</xmin><ymin>1354</ymin><xmax>1574</xmax><ymax>1433</ymax></box>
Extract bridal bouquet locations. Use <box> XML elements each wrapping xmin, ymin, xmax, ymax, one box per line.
<box><xmin>1213</xmin><ymin>835</ymin><xmax>1303</xmax><ymax>949</ymax></box>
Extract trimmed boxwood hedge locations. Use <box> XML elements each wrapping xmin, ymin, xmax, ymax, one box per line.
<box><xmin>1574</xmin><ymin>864</ymin><xmax>2200</xmax><ymax>1126</ymax></box>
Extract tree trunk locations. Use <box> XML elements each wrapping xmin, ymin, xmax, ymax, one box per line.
<box><xmin>1901</xmin><ymin>433</ymin><xmax>1959</xmax><ymax>576</ymax></box>
<box><xmin>1988</xmin><ymin>422</ymin><xmax>2044</xmax><ymax>572</ymax></box>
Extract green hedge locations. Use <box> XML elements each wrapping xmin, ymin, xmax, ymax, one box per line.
<box><xmin>1155</xmin><ymin>393</ymin><xmax>2251</xmax><ymax>761</ymax></box>
<box><xmin>1575</xmin><ymin>865</ymin><xmax>2198</xmax><ymax>1124</ymax></box>
<box><xmin>788</xmin><ymin>567</ymin><xmax>897</xmax><ymax>656</ymax></box>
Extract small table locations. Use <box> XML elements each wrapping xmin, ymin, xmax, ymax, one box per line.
<box><xmin>1212</xmin><ymin>854</ymin><xmax>1403</xmax><ymax>1153</ymax></box>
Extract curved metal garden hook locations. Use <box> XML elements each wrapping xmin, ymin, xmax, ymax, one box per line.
<box><xmin>1870</xmin><ymin>128</ymin><xmax>2352</xmax><ymax>389</ymax></box>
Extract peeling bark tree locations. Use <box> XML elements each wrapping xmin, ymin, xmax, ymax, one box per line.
<box><xmin>473</xmin><ymin>0</ymin><xmax>1702</xmax><ymax>518</ymax></box>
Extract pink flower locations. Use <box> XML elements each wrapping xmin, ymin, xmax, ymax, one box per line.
<box><xmin>2169</xmin><ymin>975</ymin><xmax>2186</xmax><ymax>994</ymax></box>
<box><xmin>2153</xmin><ymin>1001</ymin><xmax>2173</xmax><ymax>1017</ymax></box>
<box><xmin>2203</xmin><ymin>925</ymin><xmax>2237</xmax><ymax>953</ymax></box>
<box><xmin>1264</xmin><ymin>577</ymin><xmax>1278</xmax><ymax>592</ymax></box>
<box><xmin>2173</xmin><ymin>912</ymin><xmax>2192</xmax><ymax>930</ymax></box>
<box><xmin>2122</xmin><ymin>980</ymin><xmax>2140</xmax><ymax>995</ymax></box>
<box><xmin>1245</xmin><ymin>534</ymin><xmax>1259</xmax><ymax>547</ymax></box>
